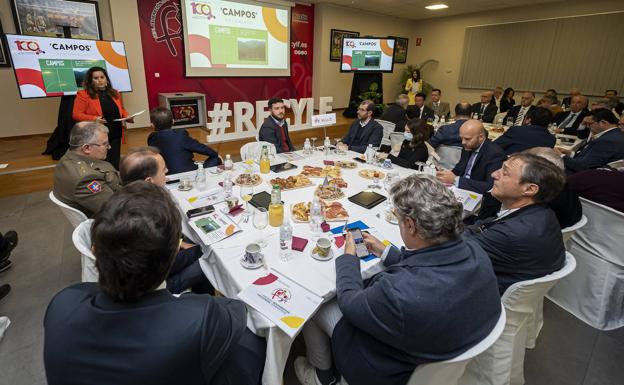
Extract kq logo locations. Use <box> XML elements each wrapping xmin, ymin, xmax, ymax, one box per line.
<box><xmin>271</xmin><ymin>288</ymin><xmax>291</xmax><ymax>304</ymax></box>
<box><xmin>15</xmin><ymin>40</ymin><xmax>44</xmax><ymax>54</ymax></box>
<box><xmin>190</xmin><ymin>2</ymin><xmax>215</xmax><ymax>19</ymax></box>
<box><xmin>345</xmin><ymin>41</ymin><xmax>356</xmax><ymax>48</ymax></box>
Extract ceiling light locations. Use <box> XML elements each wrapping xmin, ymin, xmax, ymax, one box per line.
<box><xmin>425</xmin><ymin>4</ymin><xmax>448</xmax><ymax>10</ymax></box>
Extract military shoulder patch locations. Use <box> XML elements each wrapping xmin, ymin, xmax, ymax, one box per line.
<box><xmin>87</xmin><ymin>180</ymin><xmax>102</xmax><ymax>193</ymax></box>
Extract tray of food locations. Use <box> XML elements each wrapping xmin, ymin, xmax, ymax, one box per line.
<box><xmin>489</xmin><ymin>126</ymin><xmax>506</xmax><ymax>133</ymax></box>
<box><xmin>269</xmin><ymin>174</ymin><xmax>313</xmax><ymax>190</ymax></box>
<box><xmin>291</xmin><ymin>201</ymin><xmax>349</xmax><ymax>222</ymax></box>
<box><xmin>234</xmin><ymin>173</ymin><xmax>263</xmax><ymax>187</ymax></box>
<box><xmin>302</xmin><ymin>165</ymin><xmax>342</xmax><ymax>178</ymax></box>
<box><xmin>336</xmin><ymin>160</ymin><xmax>358</xmax><ymax>169</ymax></box>
<box><xmin>358</xmin><ymin>169</ymin><xmax>385</xmax><ymax>180</ymax></box>
<box><xmin>291</xmin><ymin>202</ymin><xmax>311</xmax><ymax>222</ymax></box>
<box><xmin>327</xmin><ymin>177</ymin><xmax>348</xmax><ymax>188</ymax></box>
<box><xmin>315</xmin><ymin>185</ymin><xmax>345</xmax><ymax>201</ymax></box>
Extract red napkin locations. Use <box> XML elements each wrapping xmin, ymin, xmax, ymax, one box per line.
<box><xmin>217</xmin><ymin>165</ymin><xmax>225</xmax><ymax>171</ymax></box>
<box><xmin>218</xmin><ymin>181</ymin><xmax>223</xmax><ymax>187</ymax></box>
<box><xmin>320</xmin><ymin>221</ymin><xmax>330</xmax><ymax>232</ymax></box>
<box><xmin>334</xmin><ymin>235</ymin><xmax>345</xmax><ymax>248</ymax></box>
<box><xmin>323</xmin><ymin>160</ymin><xmax>335</xmax><ymax>165</ymax></box>
<box><xmin>228</xmin><ymin>205</ymin><xmax>244</xmax><ymax>216</ymax></box>
<box><xmin>291</xmin><ymin>236</ymin><xmax>308</xmax><ymax>251</ymax></box>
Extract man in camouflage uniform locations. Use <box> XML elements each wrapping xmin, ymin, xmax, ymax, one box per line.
<box><xmin>53</xmin><ymin>122</ymin><xmax>121</xmax><ymax>218</ymax></box>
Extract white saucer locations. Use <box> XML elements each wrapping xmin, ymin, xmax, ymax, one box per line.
<box><xmin>311</xmin><ymin>248</ymin><xmax>334</xmax><ymax>261</ymax></box>
<box><xmin>385</xmin><ymin>211</ymin><xmax>399</xmax><ymax>225</ymax></box>
<box><xmin>177</xmin><ymin>185</ymin><xmax>192</xmax><ymax>191</ymax></box>
<box><xmin>240</xmin><ymin>255</ymin><xmax>264</xmax><ymax>269</ymax></box>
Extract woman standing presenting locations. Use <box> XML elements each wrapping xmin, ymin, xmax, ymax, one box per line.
<box><xmin>72</xmin><ymin>67</ymin><xmax>132</xmax><ymax>169</ymax></box>
<box><xmin>404</xmin><ymin>69</ymin><xmax>423</xmax><ymax>106</ymax></box>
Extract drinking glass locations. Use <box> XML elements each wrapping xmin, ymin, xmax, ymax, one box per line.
<box><xmin>253</xmin><ymin>207</ymin><xmax>269</xmax><ymax>247</ymax></box>
<box><xmin>240</xmin><ymin>186</ymin><xmax>254</xmax><ymax>217</ymax></box>
<box><xmin>311</xmin><ymin>137</ymin><xmax>317</xmax><ymax>152</ymax></box>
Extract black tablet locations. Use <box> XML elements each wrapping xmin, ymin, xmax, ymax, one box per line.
<box><xmin>270</xmin><ymin>162</ymin><xmax>298</xmax><ymax>173</ymax></box>
<box><xmin>348</xmin><ymin>191</ymin><xmax>387</xmax><ymax>209</ymax></box>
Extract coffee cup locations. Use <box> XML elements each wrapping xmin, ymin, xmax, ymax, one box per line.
<box><xmin>315</xmin><ymin>237</ymin><xmax>332</xmax><ymax>257</ymax></box>
<box><xmin>244</xmin><ymin>243</ymin><xmax>262</xmax><ymax>264</ymax></box>
<box><xmin>226</xmin><ymin>196</ymin><xmax>239</xmax><ymax>209</ymax></box>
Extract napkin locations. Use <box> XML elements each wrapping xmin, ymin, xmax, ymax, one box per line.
<box><xmin>321</xmin><ymin>221</ymin><xmax>330</xmax><ymax>232</ymax></box>
<box><xmin>291</xmin><ymin>236</ymin><xmax>308</xmax><ymax>251</ymax></box>
<box><xmin>334</xmin><ymin>235</ymin><xmax>345</xmax><ymax>248</ymax></box>
<box><xmin>218</xmin><ymin>181</ymin><xmax>224</xmax><ymax>187</ymax></box>
<box><xmin>323</xmin><ymin>160</ymin><xmax>335</xmax><ymax>165</ymax></box>
<box><xmin>228</xmin><ymin>205</ymin><xmax>244</xmax><ymax>216</ymax></box>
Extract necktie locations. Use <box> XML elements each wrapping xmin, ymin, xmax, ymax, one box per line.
<box><xmin>434</xmin><ymin>102</ymin><xmax>439</xmax><ymax>113</ymax></box>
<box><xmin>419</xmin><ymin>107</ymin><xmax>423</xmax><ymax>118</ymax></box>
<box><xmin>480</xmin><ymin>104</ymin><xmax>486</xmax><ymax>114</ymax></box>
<box><xmin>514</xmin><ymin>107</ymin><xmax>527</xmax><ymax>126</ymax></box>
<box><xmin>464</xmin><ymin>151</ymin><xmax>479</xmax><ymax>178</ymax></box>
<box><xmin>278</xmin><ymin>122</ymin><xmax>290</xmax><ymax>152</ymax></box>
<box><xmin>559</xmin><ymin>112</ymin><xmax>576</xmax><ymax>128</ymax></box>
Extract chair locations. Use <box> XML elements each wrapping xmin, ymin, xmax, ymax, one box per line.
<box><xmin>376</xmin><ymin>119</ymin><xmax>396</xmax><ymax>147</ymax></box>
<box><xmin>239</xmin><ymin>141</ymin><xmax>276</xmax><ymax>161</ymax></box>
<box><xmin>436</xmin><ymin>145</ymin><xmax>463</xmax><ymax>169</ymax></box>
<box><xmin>389</xmin><ymin>132</ymin><xmax>404</xmax><ymax>150</ymax></box>
<box><xmin>460</xmin><ymin>253</ymin><xmax>576</xmax><ymax>385</ymax></box>
<box><xmin>406</xmin><ymin>308</ymin><xmax>507</xmax><ymax>385</ymax></box>
<box><xmin>561</xmin><ymin>214</ymin><xmax>587</xmax><ymax>245</ymax></box>
<box><xmin>49</xmin><ymin>191</ymin><xmax>88</xmax><ymax>229</ymax></box>
<box><xmin>547</xmin><ymin>198</ymin><xmax>624</xmax><ymax>330</ymax></box>
<box><xmin>72</xmin><ymin>219</ymin><xmax>98</xmax><ymax>282</ymax></box>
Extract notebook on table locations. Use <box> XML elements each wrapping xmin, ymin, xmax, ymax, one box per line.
<box><xmin>348</xmin><ymin>191</ymin><xmax>387</xmax><ymax>209</ymax></box>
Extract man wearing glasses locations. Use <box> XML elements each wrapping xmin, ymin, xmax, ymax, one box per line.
<box><xmin>53</xmin><ymin>121</ymin><xmax>121</xmax><ymax>218</ymax></box>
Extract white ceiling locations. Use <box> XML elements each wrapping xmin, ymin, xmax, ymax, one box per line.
<box><xmin>310</xmin><ymin>0</ymin><xmax>567</xmax><ymax>20</ymax></box>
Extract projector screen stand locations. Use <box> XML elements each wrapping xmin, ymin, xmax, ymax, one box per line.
<box><xmin>343</xmin><ymin>72</ymin><xmax>383</xmax><ymax>118</ymax></box>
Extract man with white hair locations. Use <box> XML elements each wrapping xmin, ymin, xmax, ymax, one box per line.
<box><xmin>553</xmin><ymin>94</ymin><xmax>589</xmax><ymax>136</ymax></box>
<box><xmin>53</xmin><ymin>121</ymin><xmax>121</xmax><ymax>218</ymax></box>
<box><xmin>295</xmin><ymin>175</ymin><xmax>501</xmax><ymax>385</ymax></box>
<box><xmin>379</xmin><ymin>94</ymin><xmax>409</xmax><ymax>133</ymax></box>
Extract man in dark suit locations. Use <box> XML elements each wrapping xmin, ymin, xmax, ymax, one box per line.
<box><xmin>428</xmin><ymin>103</ymin><xmax>471</xmax><ymax>148</ymax></box>
<box><xmin>471</xmin><ymin>91</ymin><xmax>497</xmax><ymax>123</ymax></box>
<box><xmin>295</xmin><ymin>175</ymin><xmax>501</xmax><ymax>385</ymax></box>
<box><xmin>465</xmin><ymin>153</ymin><xmax>567</xmax><ymax>294</ymax></box>
<box><xmin>553</xmin><ymin>95</ymin><xmax>589</xmax><ymax>136</ymax></box>
<box><xmin>557</xmin><ymin>109</ymin><xmax>624</xmax><ymax>174</ymax></box>
<box><xmin>436</xmin><ymin>120</ymin><xmax>506</xmax><ymax>194</ymax></box>
<box><xmin>341</xmin><ymin>99</ymin><xmax>384</xmax><ymax>153</ymax></box>
<box><xmin>561</xmin><ymin>87</ymin><xmax>580</xmax><ymax>109</ymax></box>
<box><xmin>147</xmin><ymin>107</ymin><xmax>221</xmax><ymax>174</ymax></box>
<box><xmin>426</xmin><ymin>88</ymin><xmax>451</xmax><ymax>119</ymax></box>
<box><xmin>406</xmin><ymin>92</ymin><xmax>435</xmax><ymax>121</ymax></box>
<box><xmin>495</xmin><ymin>107</ymin><xmax>556</xmax><ymax>155</ymax></box>
<box><xmin>568</xmin><ymin>166</ymin><xmax>624</xmax><ymax>213</ymax></box>
<box><xmin>503</xmin><ymin>92</ymin><xmax>536</xmax><ymax>126</ymax></box>
<box><xmin>379</xmin><ymin>94</ymin><xmax>409</xmax><ymax>132</ymax></box>
<box><xmin>44</xmin><ymin>182</ymin><xmax>265</xmax><ymax>385</ymax></box>
<box><xmin>605</xmin><ymin>89</ymin><xmax>624</xmax><ymax>115</ymax></box>
<box><xmin>258</xmin><ymin>97</ymin><xmax>295</xmax><ymax>153</ymax></box>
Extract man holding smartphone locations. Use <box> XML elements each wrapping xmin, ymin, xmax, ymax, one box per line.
<box><xmin>295</xmin><ymin>175</ymin><xmax>501</xmax><ymax>385</ymax></box>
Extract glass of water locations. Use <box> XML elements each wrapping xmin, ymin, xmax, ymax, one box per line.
<box><xmin>253</xmin><ymin>207</ymin><xmax>269</xmax><ymax>247</ymax></box>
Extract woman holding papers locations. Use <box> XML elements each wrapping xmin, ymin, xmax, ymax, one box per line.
<box><xmin>387</xmin><ymin>118</ymin><xmax>430</xmax><ymax>169</ymax></box>
<box><xmin>404</xmin><ymin>69</ymin><xmax>423</xmax><ymax>105</ymax></box>
<box><xmin>73</xmin><ymin>66</ymin><xmax>133</xmax><ymax>169</ymax></box>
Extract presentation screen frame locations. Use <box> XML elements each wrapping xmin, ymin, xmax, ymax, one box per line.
<box><xmin>5</xmin><ymin>34</ymin><xmax>133</xmax><ymax>100</ymax></box>
<box><xmin>340</xmin><ymin>36</ymin><xmax>396</xmax><ymax>73</ymax></box>
<box><xmin>181</xmin><ymin>0</ymin><xmax>291</xmax><ymax>78</ymax></box>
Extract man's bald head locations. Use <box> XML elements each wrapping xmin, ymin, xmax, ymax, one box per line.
<box><xmin>480</xmin><ymin>91</ymin><xmax>493</xmax><ymax>104</ymax></box>
<box><xmin>570</xmin><ymin>95</ymin><xmax>588</xmax><ymax>113</ymax></box>
<box><xmin>459</xmin><ymin>119</ymin><xmax>486</xmax><ymax>151</ymax></box>
<box><xmin>120</xmin><ymin>147</ymin><xmax>168</xmax><ymax>186</ymax></box>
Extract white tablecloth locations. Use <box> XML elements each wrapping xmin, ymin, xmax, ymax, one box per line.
<box><xmin>168</xmin><ymin>150</ymin><xmax>476</xmax><ymax>385</ymax></box>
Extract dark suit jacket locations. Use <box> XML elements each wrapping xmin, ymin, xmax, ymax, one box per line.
<box><xmin>503</xmin><ymin>105</ymin><xmax>536</xmax><ymax>125</ymax></box>
<box><xmin>342</xmin><ymin>119</ymin><xmax>384</xmax><ymax>153</ymax></box>
<box><xmin>452</xmin><ymin>139</ymin><xmax>506</xmax><ymax>194</ymax></box>
<box><xmin>494</xmin><ymin>124</ymin><xmax>556</xmax><ymax>156</ymax></box>
<box><xmin>563</xmin><ymin>128</ymin><xmax>624</xmax><ymax>174</ymax></box>
<box><xmin>428</xmin><ymin>119</ymin><xmax>467</xmax><ymax>148</ymax></box>
<box><xmin>465</xmin><ymin>204</ymin><xmax>566</xmax><ymax>295</ymax></box>
<box><xmin>379</xmin><ymin>104</ymin><xmax>408</xmax><ymax>133</ymax></box>
<box><xmin>500</xmin><ymin>98</ymin><xmax>515</xmax><ymax>113</ymax></box>
<box><xmin>561</xmin><ymin>96</ymin><xmax>572</xmax><ymax>108</ymax></box>
<box><xmin>568</xmin><ymin>168</ymin><xmax>624</xmax><ymax>213</ymax></box>
<box><xmin>406</xmin><ymin>105</ymin><xmax>435</xmax><ymax>121</ymax></box>
<box><xmin>471</xmin><ymin>102</ymin><xmax>497</xmax><ymax>123</ymax></box>
<box><xmin>148</xmin><ymin>129</ymin><xmax>220</xmax><ymax>174</ymax></box>
<box><xmin>553</xmin><ymin>109</ymin><xmax>589</xmax><ymax>136</ymax></box>
<box><xmin>332</xmin><ymin>240</ymin><xmax>501</xmax><ymax>385</ymax></box>
<box><xmin>388</xmin><ymin>141</ymin><xmax>428</xmax><ymax>169</ymax></box>
<box><xmin>258</xmin><ymin>116</ymin><xmax>295</xmax><ymax>153</ymax></box>
<box><xmin>44</xmin><ymin>283</ymin><xmax>265</xmax><ymax>385</ymax></box>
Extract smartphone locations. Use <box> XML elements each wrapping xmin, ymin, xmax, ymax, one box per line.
<box><xmin>353</xmin><ymin>157</ymin><xmax>366</xmax><ymax>163</ymax></box>
<box><xmin>186</xmin><ymin>205</ymin><xmax>215</xmax><ymax>219</ymax></box>
<box><xmin>165</xmin><ymin>178</ymin><xmax>180</xmax><ymax>185</ymax></box>
<box><xmin>348</xmin><ymin>228</ymin><xmax>369</xmax><ymax>258</ymax></box>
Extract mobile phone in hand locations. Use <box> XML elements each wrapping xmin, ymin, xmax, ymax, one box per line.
<box><xmin>349</xmin><ymin>228</ymin><xmax>369</xmax><ymax>258</ymax></box>
<box><xmin>186</xmin><ymin>205</ymin><xmax>215</xmax><ymax>219</ymax></box>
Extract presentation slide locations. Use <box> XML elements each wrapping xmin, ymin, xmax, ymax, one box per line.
<box><xmin>181</xmin><ymin>0</ymin><xmax>290</xmax><ymax>77</ymax></box>
<box><xmin>340</xmin><ymin>37</ymin><xmax>396</xmax><ymax>73</ymax></box>
<box><xmin>6</xmin><ymin>34</ymin><xmax>132</xmax><ymax>99</ymax></box>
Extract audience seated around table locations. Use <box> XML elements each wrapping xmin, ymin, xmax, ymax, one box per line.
<box><xmin>147</xmin><ymin>107</ymin><xmax>221</xmax><ymax>174</ymax></box>
<box><xmin>428</xmin><ymin>102</ymin><xmax>471</xmax><ymax>148</ymax></box>
<box><xmin>494</xmin><ymin>107</ymin><xmax>556</xmax><ymax>156</ymax></box>
<box><xmin>340</xmin><ymin>100</ymin><xmax>384</xmax><ymax>153</ymax></box>
<box><xmin>53</xmin><ymin>122</ymin><xmax>121</xmax><ymax>218</ymax></box>
<box><xmin>406</xmin><ymin>92</ymin><xmax>435</xmax><ymax>121</ymax></box>
<box><xmin>43</xmin><ymin>181</ymin><xmax>266</xmax><ymax>385</ymax></box>
<box><xmin>568</xmin><ymin>166</ymin><xmax>624</xmax><ymax>213</ymax></box>
<box><xmin>426</xmin><ymin>88</ymin><xmax>451</xmax><ymax>119</ymax></box>
<box><xmin>295</xmin><ymin>175</ymin><xmax>501</xmax><ymax>385</ymax></box>
<box><xmin>471</xmin><ymin>91</ymin><xmax>497</xmax><ymax>123</ymax></box>
<box><xmin>556</xmin><ymin>108</ymin><xmax>624</xmax><ymax>175</ymax></box>
<box><xmin>119</xmin><ymin>147</ymin><xmax>214</xmax><ymax>295</ymax></box>
<box><xmin>384</xmin><ymin>118</ymin><xmax>430</xmax><ymax>169</ymax></box>
<box><xmin>436</xmin><ymin>119</ymin><xmax>506</xmax><ymax>194</ymax></box>
<box><xmin>553</xmin><ymin>95</ymin><xmax>589</xmax><ymax>137</ymax></box>
<box><xmin>504</xmin><ymin>91</ymin><xmax>536</xmax><ymax>126</ymax></box>
<box><xmin>379</xmin><ymin>94</ymin><xmax>409</xmax><ymax>133</ymax></box>
<box><xmin>259</xmin><ymin>97</ymin><xmax>295</xmax><ymax>153</ymax></box>
<box><xmin>464</xmin><ymin>153</ymin><xmax>566</xmax><ymax>295</ymax></box>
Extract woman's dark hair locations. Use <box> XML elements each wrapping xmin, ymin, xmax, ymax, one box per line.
<box><xmin>406</xmin><ymin>118</ymin><xmax>429</xmax><ymax>147</ymax></box>
<box><xmin>92</xmin><ymin>181</ymin><xmax>181</xmax><ymax>302</ymax></box>
<box><xmin>502</xmin><ymin>87</ymin><xmax>514</xmax><ymax>100</ymax></box>
<box><xmin>83</xmin><ymin>66</ymin><xmax>118</xmax><ymax>99</ymax></box>
<box><xmin>411</xmin><ymin>69</ymin><xmax>421</xmax><ymax>81</ymax></box>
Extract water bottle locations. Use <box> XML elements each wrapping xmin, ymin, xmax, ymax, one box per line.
<box><xmin>304</xmin><ymin>138</ymin><xmax>311</xmax><ymax>154</ymax></box>
<box><xmin>324</xmin><ymin>137</ymin><xmax>331</xmax><ymax>156</ymax></box>
<box><xmin>310</xmin><ymin>196</ymin><xmax>323</xmax><ymax>233</ymax></box>
<box><xmin>223</xmin><ymin>154</ymin><xmax>233</xmax><ymax>171</ymax></box>
<box><xmin>195</xmin><ymin>162</ymin><xmax>207</xmax><ymax>191</ymax></box>
<box><xmin>223</xmin><ymin>173</ymin><xmax>233</xmax><ymax>198</ymax></box>
<box><xmin>365</xmin><ymin>144</ymin><xmax>374</xmax><ymax>164</ymax></box>
<box><xmin>440</xmin><ymin>116</ymin><xmax>446</xmax><ymax>127</ymax></box>
<box><xmin>279</xmin><ymin>218</ymin><xmax>293</xmax><ymax>262</ymax></box>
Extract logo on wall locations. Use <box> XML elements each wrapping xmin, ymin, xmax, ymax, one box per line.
<box><xmin>150</xmin><ymin>0</ymin><xmax>183</xmax><ymax>56</ymax></box>
<box><xmin>14</xmin><ymin>40</ymin><xmax>44</xmax><ymax>54</ymax></box>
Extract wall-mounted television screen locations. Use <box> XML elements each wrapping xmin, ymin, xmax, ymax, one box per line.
<box><xmin>340</xmin><ymin>37</ymin><xmax>395</xmax><ymax>73</ymax></box>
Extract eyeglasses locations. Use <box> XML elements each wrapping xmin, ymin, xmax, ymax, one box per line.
<box><xmin>86</xmin><ymin>141</ymin><xmax>111</xmax><ymax>149</ymax></box>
